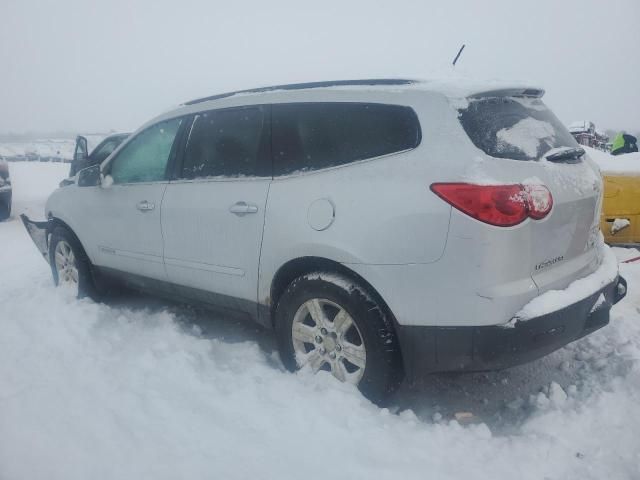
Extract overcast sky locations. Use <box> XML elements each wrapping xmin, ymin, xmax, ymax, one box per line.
<box><xmin>1</xmin><ymin>0</ymin><xmax>638</xmax><ymax>135</ymax></box>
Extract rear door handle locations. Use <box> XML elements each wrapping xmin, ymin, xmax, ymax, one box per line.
<box><xmin>229</xmin><ymin>201</ymin><xmax>258</xmax><ymax>216</ymax></box>
<box><xmin>136</xmin><ymin>200</ymin><xmax>155</xmax><ymax>212</ymax></box>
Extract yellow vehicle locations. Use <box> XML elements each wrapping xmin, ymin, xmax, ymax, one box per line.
<box><xmin>600</xmin><ymin>175</ymin><xmax>640</xmax><ymax>246</ymax></box>
<box><xmin>586</xmin><ymin>147</ymin><xmax>640</xmax><ymax>246</ymax></box>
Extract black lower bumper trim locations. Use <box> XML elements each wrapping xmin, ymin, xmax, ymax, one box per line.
<box><xmin>397</xmin><ymin>275</ymin><xmax>627</xmax><ymax>381</ymax></box>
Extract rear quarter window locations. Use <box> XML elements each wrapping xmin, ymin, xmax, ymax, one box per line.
<box><xmin>458</xmin><ymin>97</ymin><xmax>578</xmax><ymax>161</ymax></box>
<box><xmin>272</xmin><ymin>102</ymin><xmax>421</xmax><ymax>175</ymax></box>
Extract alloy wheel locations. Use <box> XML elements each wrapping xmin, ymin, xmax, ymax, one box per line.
<box><xmin>291</xmin><ymin>298</ymin><xmax>366</xmax><ymax>384</ymax></box>
<box><xmin>54</xmin><ymin>240</ymin><xmax>79</xmax><ymax>293</ymax></box>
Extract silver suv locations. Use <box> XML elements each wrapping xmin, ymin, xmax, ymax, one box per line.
<box><xmin>23</xmin><ymin>79</ymin><xmax>627</xmax><ymax>401</ymax></box>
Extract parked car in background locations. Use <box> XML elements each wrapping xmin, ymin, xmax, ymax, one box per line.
<box><xmin>0</xmin><ymin>159</ymin><xmax>12</xmax><ymax>220</ymax></box>
<box><xmin>69</xmin><ymin>133</ymin><xmax>129</xmax><ymax>177</ymax></box>
<box><xmin>22</xmin><ymin>79</ymin><xmax>627</xmax><ymax>401</ymax></box>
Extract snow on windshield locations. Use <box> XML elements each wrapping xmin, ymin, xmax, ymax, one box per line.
<box><xmin>495</xmin><ymin>117</ymin><xmax>556</xmax><ymax>159</ymax></box>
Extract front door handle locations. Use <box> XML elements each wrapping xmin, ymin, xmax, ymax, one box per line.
<box><xmin>136</xmin><ymin>200</ymin><xmax>155</xmax><ymax>212</ymax></box>
<box><xmin>229</xmin><ymin>201</ymin><xmax>258</xmax><ymax>216</ymax></box>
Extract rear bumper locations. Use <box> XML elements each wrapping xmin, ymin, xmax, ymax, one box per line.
<box><xmin>397</xmin><ymin>275</ymin><xmax>627</xmax><ymax>381</ymax></box>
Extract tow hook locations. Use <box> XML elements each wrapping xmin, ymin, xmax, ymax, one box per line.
<box><xmin>614</xmin><ymin>276</ymin><xmax>627</xmax><ymax>304</ymax></box>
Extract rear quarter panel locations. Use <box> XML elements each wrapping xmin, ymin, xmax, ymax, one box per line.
<box><xmin>258</xmin><ymin>90</ymin><xmax>460</xmax><ymax>305</ymax></box>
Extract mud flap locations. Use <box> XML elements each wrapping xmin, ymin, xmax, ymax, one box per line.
<box><xmin>20</xmin><ymin>214</ymin><xmax>51</xmax><ymax>264</ymax></box>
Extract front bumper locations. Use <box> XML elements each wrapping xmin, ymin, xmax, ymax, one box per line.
<box><xmin>20</xmin><ymin>214</ymin><xmax>51</xmax><ymax>264</ymax></box>
<box><xmin>397</xmin><ymin>275</ymin><xmax>627</xmax><ymax>381</ymax></box>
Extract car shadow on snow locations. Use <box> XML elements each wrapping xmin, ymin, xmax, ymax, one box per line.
<box><xmin>101</xmin><ymin>289</ymin><xmax>629</xmax><ymax>433</ymax></box>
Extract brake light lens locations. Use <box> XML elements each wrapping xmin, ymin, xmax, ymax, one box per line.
<box><xmin>430</xmin><ymin>183</ymin><xmax>553</xmax><ymax>227</ymax></box>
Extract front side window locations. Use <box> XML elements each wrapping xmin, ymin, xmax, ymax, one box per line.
<box><xmin>181</xmin><ymin>106</ymin><xmax>267</xmax><ymax>179</ymax></box>
<box><xmin>109</xmin><ymin>118</ymin><xmax>182</xmax><ymax>184</ymax></box>
<box><xmin>272</xmin><ymin>102</ymin><xmax>421</xmax><ymax>175</ymax></box>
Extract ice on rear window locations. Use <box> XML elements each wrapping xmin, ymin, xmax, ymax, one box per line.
<box><xmin>458</xmin><ymin>97</ymin><xmax>578</xmax><ymax>161</ymax></box>
<box><xmin>495</xmin><ymin>118</ymin><xmax>556</xmax><ymax>158</ymax></box>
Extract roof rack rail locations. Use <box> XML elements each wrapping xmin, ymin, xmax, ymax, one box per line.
<box><xmin>183</xmin><ymin>79</ymin><xmax>415</xmax><ymax>106</ymax></box>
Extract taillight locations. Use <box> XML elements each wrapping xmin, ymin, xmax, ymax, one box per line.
<box><xmin>430</xmin><ymin>183</ymin><xmax>552</xmax><ymax>227</ymax></box>
<box><xmin>523</xmin><ymin>184</ymin><xmax>553</xmax><ymax>220</ymax></box>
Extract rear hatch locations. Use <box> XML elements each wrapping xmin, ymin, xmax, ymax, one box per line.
<box><xmin>457</xmin><ymin>92</ymin><xmax>603</xmax><ymax>294</ymax></box>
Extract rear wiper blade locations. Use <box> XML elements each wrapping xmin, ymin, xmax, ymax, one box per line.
<box><xmin>545</xmin><ymin>147</ymin><xmax>585</xmax><ymax>163</ymax></box>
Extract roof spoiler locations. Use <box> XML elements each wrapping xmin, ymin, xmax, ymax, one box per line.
<box><xmin>468</xmin><ymin>87</ymin><xmax>545</xmax><ymax>99</ymax></box>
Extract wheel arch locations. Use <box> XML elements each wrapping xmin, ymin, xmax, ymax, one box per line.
<box><xmin>269</xmin><ymin>256</ymin><xmax>399</xmax><ymax>331</ymax></box>
<box><xmin>47</xmin><ymin>215</ymin><xmax>91</xmax><ymax>262</ymax></box>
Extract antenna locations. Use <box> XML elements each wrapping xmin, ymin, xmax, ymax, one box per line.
<box><xmin>452</xmin><ymin>44</ymin><xmax>466</xmax><ymax>67</ymax></box>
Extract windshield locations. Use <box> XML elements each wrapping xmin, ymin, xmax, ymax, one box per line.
<box><xmin>458</xmin><ymin>97</ymin><xmax>578</xmax><ymax>161</ymax></box>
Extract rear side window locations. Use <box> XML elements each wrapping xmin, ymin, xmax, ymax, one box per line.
<box><xmin>181</xmin><ymin>106</ymin><xmax>267</xmax><ymax>179</ymax></box>
<box><xmin>272</xmin><ymin>102</ymin><xmax>421</xmax><ymax>175</ymax></box>
<box><xmin>458</xmin><ymin>97</ymin><xmax>578</xmax><ymax>161</ymax></box>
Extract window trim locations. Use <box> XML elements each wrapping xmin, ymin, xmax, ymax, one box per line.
<box><xmin>173</xmin><ymin>104</ymin><xmax>272</xmax><ymax>182</ymax></box>
<box><xmin>270</xmin><ymin>146</ymin><xmax>419</xmax><ymax>181</ymax></box>
<box><xmin>104</xmin><ymin>116</ymin><xmax>188</xmax><ymax>186</ymax></box>
<box><xmin>271</xmin><ymin>101</ymin><xmax>422</xmax><ymax>178</ymax></box>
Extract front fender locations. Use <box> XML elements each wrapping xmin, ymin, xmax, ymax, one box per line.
<box><xmin>20</xmin><ymin>214</ymin><xmax>51</xmax><ymax>264</ymax></box>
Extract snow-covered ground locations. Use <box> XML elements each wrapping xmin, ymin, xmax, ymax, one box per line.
<box><xmin>0</xmin><ymin>139</ymin><xmax>75</xmax><ymax>160</ymax></box>
<box><xmin>1</xmin><ymin>163</ymin><xmax>639</xmax><ymax>480</ymax></box>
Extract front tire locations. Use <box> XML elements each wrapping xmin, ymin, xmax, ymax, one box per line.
<box><xmin>275</xmin><ymin>272</ymin><xmax>403</xmax><ymax>403</ymax></box>
<box><xmin>49</xmin><ymin>226</ymin><xmax>98</xmax><ymax>300</ymax></box>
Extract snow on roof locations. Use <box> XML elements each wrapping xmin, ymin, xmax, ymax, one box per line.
<box><xmin>585</xmin><ymin>145</ymin><xmax>640</xmax><ymax>175</ymax></box>
<box><xmin>181</xmin><ymin>77</ymin><xmax>544</xmax><ymax>107</ymax></box>
<box><xmin>134</xmin><ymin>76</ymin><xmax>545</xmax><ymax>134</ymax></box>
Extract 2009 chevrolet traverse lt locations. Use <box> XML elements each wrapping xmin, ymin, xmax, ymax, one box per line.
<box><xmin>22</xmin><ymin>79</ymin><xmax>627</xmax><ymax>401</ymax></box>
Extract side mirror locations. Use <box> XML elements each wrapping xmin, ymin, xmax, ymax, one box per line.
<box><xmin>77</xmin><ymin>164</ymin><xmax>101</xmax><ymax>187</ymax></box>
<box><xmin>610</xmin><ymin>218</ymin><xmax>631</xmax><ymax>236</ymax></box>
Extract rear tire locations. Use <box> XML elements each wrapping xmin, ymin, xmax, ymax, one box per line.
<box><xmin>275</xmin><ymin>272</ymin><xmax>403</xmax><ymax>403</ymax></box>
<box><xmin>49</xmin><ymin>226</ymin><xmax>99</xmax><ymax>300</ymax></box>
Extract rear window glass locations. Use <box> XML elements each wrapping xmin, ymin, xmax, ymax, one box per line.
<box><xmin>273</xmin><ymin>102</ymin><xmax>421</xmax><ymax>175</ymax></box>
<box><xmin>458</xmin><ymin>97</ymin><xmax>578</xmax><ymax>161</ymax></box>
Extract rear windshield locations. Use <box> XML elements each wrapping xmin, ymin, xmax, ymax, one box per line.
<box><xmin>458</xmin><ymin>97</ymin><xmax>578</xmax><ymax>161</ymax></box>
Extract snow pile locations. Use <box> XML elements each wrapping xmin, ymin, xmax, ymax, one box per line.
<box><xmin>496</xmin><ymin>117</ymin><xmax>556</xmax><ymax>158</ymax></box>
<box><xmin>1</xmin><ymin>163</ymin><xmax>640</xmax><ymax>480</ymax></box>
<box><xmin>515</xmin><ymin>241</ymin><xmax>618</xmax><ymax>320</ymax></box>
<box><xmin>586</xmin><ymin>146</ymin><xmax>640</xmax><ymax>176</ymax></box>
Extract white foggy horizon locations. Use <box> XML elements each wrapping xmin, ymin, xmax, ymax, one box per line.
<box><xmin>1</xmin><ymin>0</ymin><xmax>638</xmax><ymax>136</ymax></box>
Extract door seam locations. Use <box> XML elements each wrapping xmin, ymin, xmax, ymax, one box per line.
<box><xmin>159</xmin><ymin>182</ymin><xmax>170</xmax><ymax>280</ymax></box>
